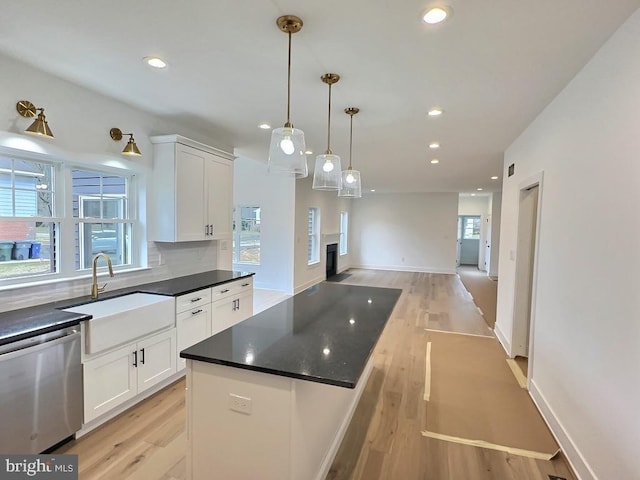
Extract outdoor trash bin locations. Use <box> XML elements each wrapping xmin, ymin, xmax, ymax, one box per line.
<box><xmin>0</xmin><ymin>242</ymin><xmax>14</xmax><ymax>261</ymax></box>
<box><xmin>12</xmin><ymin>242</ymin><xmax>32</xmax><ymax>260</ymax></box>
<box><xmin>30</xmin><ymin>242</ymin><xmax>42</xmax><ymax>259</ymax></box>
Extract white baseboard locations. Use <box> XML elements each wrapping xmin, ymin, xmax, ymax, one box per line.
<box><xmin>352</xmin><ymin>264</ymin><xmax>456</xmax><ymax>275</ymax></box>
<box><xmin>494</xmin><ymin>323</ymin><xmax>511</xmax><ymax>357</ymax></box>
<box><xmin>76</xmin><ymin>370</ymin><xmax>185</xmax><ymax>438</ymax></box>
<box><xmin>529</xmin><ymin>380</ymin><xmax>595</xmax><ymax>480</ymax></box>
<box><xmin>294</xmin><ymin>274</ymin><xmax>326</xmax><ymax>294</ymax></box>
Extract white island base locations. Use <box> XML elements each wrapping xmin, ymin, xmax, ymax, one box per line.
<box><xmin>185</xmin><ymin>357</ymin><xmax>374</xmax><ymax>480</ymax></box>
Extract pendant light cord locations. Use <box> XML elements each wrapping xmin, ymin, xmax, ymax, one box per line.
<box><xmin>326</xmin><ymin>83</ymin><xmax>332</xmax><ymax>153</ymax></box>
<box><xmin>286</xmin><ymin>32</ymin><xmax>292</xmax><ymax>126</ymax></box>
<box><xmin>348</xmin><ymin>113</ymin><xmax>353</xmax><ymax>168</ymax></box>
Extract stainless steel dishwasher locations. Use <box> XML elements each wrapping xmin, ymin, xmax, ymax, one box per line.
<box><xmin>0</xmin><ymin>325</ymin><xmax>83</xmax><ymax>453</ymax></box>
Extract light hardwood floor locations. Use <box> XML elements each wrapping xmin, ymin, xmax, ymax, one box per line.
<box><xmin>56</xmin><ymin>269</ymin><xmax>575</xmax><ymax>480</ymax></box>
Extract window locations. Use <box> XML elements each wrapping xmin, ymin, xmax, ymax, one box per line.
<box><xmin>72</xmin><ymin>170</ymin><xmax>133</xmax><ymax>270</ymax></box>
<box><xmin>339</xmin><ymin>211</ymin><xmax>348</xmax><ymax>255</ymax></box>
<box><xmin>463</xmin><ymin>216</ymin><xmax>481</xmax><ymax>240</ymax></box>
<box><xmin>233</xmin><ymin>206</ymin><xmax>261</xmax><ymax>264</ymax></box>
<box><xmin>0</xmin><ymin>157</ymin><xmax>58</xmax><ymax>279</ymax></box>
<box><xmin>308</xmin><ymin>207</ymin><xmax>320</xmax><ymax>265</ymax></box>
<box><xmin>0</xmin><ymin>151</ymin><xmax>139</xmax><ymax>283</ymax></box>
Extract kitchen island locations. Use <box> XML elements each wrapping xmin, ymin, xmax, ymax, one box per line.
<box><xmin>180</xmin><ymin>282</ymin><xmax>401</xmax><ymax>480</ymax></box>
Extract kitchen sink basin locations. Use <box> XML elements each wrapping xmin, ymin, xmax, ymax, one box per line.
<box><xmin>64</xmin><ymin>293</ymin><xmax>175</xmax><ymax>354</ymax></box>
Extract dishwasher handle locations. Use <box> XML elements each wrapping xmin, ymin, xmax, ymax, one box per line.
<box><xmin>0</xmin><ymin>326</ymin><xmax>80</xmax><ymax>360</ymax></box>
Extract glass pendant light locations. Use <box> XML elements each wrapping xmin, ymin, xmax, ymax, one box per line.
<box><xmin>312</xmin><ymin>73</ymin><xmax>342</xmax><ymax>190</ymax></box>
<box><xmin>268</xmin><ymin>15</ymin><xmax>308</xmax><ymax>178</ymax></box>
<box><xmin>338</xmin><ymin>107</ymin><xmax>362</xmax><ymax>198</ymax></box>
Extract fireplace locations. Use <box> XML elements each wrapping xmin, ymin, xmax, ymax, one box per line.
<box><xmin>326</xmin><ymin>243</ymin><xmax>338</xmax><ymax>279</ymax></box>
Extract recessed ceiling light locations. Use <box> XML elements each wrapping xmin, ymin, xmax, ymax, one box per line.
<box><xmin>430</xmin><ymin>159</ymin><xmax>440</xmax><ymax>164</ymax></box>
<box><xmin>477</xmin><ymin>188</ymin><xmax>483</xmax><ymax>191</ymax></box>
<box><xmin>144</xmin><ymin>56</ymin><xmax>167</xmax><ymax>69</ymax></box>
<box><xmin>471</xmin><ymin>193</ymin><xmax>476</xmax><ymax>197</ymax></box>
<box><xmin>370</xmin><ymin>189</ymin><xmax>376</xmax><ymax>192</ymax></box>
<box><xmin>429</xmin><ymin>142</ymin><xmax>440</xmax><ymax>149</ymax></box>
<box><xmin>428</xmin><ymin>107</ymin><xmax>443</xmax><ymax>116</ymax></box>
<box><xmin>258</xmin><ymin>123</ymin><xmax>271</xmax><ymax>130</ymax></box>
<box><xmin>491</xmin><ymin>176</ymin><xmax>499</xmax><ymax>180</ymax></box>
<box><xmin>422</xmin><ymin>6</ymin><xmax>450</xmax><ymax>24</ymax></box>
<box><xmin>304</xmin><ymin>150</ymin><xmax>313</xmax><ymax>155</ymax></box>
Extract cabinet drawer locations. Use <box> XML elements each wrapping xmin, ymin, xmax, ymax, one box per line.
<box><xmin>176</xmin><ymin>288</ymin><xmax>212</xmax><ymax>313</ymax></box>
<box><xmin>211</xmin><ymin>277</ymin><xmax>253</xmax><ymax>302</ymax></box>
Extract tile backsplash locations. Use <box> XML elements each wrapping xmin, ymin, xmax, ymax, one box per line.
<box><xmin>0</xmin><ymin>241</ymin><xmax>218</xmax><ymax>312</ymax></box>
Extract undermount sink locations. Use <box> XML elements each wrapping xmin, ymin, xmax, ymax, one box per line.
<box><xmin>64</xmin><ymin>293</ymin><xmax>175</xmax><ymax>354</ymax></box>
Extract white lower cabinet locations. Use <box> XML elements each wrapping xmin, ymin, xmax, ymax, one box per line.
<box><xmin>176</xmin><ymin>279</ymin><xmax>253</xmax><ymax>368</ymax></box>
<box><xmin>83</xmin><ymin>328</ymin><xmax>176</xmax><ymax>423</ymax></box>
<box><xmin>176</xmin><ymin>303</ymin><xmax>211</xmax><ymax>370</ymax></box>
<box><xmin>211</xmin><ymin>291</ymin><xmax>253</xmax><ymax>335</ymax></box>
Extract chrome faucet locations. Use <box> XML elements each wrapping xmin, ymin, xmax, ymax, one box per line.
<box><xmin>91</xmin><ymin>253</ymin><xmax>114</xmax><ymax>299</ymax></box>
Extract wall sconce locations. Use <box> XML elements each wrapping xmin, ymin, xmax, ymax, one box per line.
<box><xmin>109</xmin><ymin>128</ymin><xmax>142</xmax><ymax>156</ymax></box>
<box><xmin>16</xmin><ymin>100</ymin><xmax>54</xmax><ymax>138</ymax></box>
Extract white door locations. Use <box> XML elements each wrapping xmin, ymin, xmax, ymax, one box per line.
<box><xmin>176</xmin><ymin>305</ymin><xmax>212</xmax><ymax>370</ymax></box>
<box><xmin>459</xmin><ymin>215</ymin><xmax>481</xmax><ymax>265</ymax></box>
<box><xmin>136</xmin><ymin>329</ymin><xmax>177</xmax><ymax>393</ymax></box>
<box><xmin>206</xmin><ymin>156</ymin><xmax>233</xmax><ymax>239</ymax></box>
<box><xmin>175</xmin><ymin>145</ymin><xmax>207</xmax><ymax>241</ymax></box>
<box><xmin>230</xmin><ymin>292</ymin><xmax>254</xmax><ymax>327</ymax></box>
<box><xmin>83</xmin><ymin>343</ymin><xmax>137</xmax><ymax>423</ymax></box>
<box><xmin>512</xmin><ymin>185</ymin><xmax>540</xmax><ymax>358</ymax></box>
<box><xmin>211</xmin><ymin>298</ymin><xmax>235</xmax><ymax>335</ymax></box>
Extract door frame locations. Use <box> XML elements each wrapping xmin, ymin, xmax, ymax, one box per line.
<box><xmin>511</xmin><ymin>171</ymin><xmax>544</xmax><ymax>387</ymax></box>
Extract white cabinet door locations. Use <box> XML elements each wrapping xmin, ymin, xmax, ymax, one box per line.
<box><xmin>211</xmin><ymin>297</ymin><xmax>235</xmax><ymax>336</ymax></box>
<box><xmin>136</xmin><ymin>329</ymin><xmax>177</xmax><ymax>393</ymax></box>
<box><xmin>176</xmin><ymin>304</ymin><xmax>212</xmax><ymax>370</ymax></box>
<box><xmin>206</xmin><ymin>156</ymin><xmax>233</xmax><ymax>239</ymax></box>
<box><xmin>231</xmin><ymin>292</ymin><xmax>254</xmax><ymax>327</ymax></box>
<box><xmin>83</xmin><ymin>343</ymin><xmax>137</xmax><ymax>423</ymax></box>
<box><xmin>175</xmin><ymin>145</ymin><xmax>207</xmax><ymax>241</ymax></box>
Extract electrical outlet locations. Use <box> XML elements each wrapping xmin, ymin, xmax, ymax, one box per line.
<box><xmin>229</xmin><ymin>393</ymin><xmax>252</xmax><ymax>415</ymax></box>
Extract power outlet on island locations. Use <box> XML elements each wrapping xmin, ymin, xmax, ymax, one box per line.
<box><xmin>229</xmin><ymin>393</ymin><xmax>252</xmax><ymax>415</ymax></box>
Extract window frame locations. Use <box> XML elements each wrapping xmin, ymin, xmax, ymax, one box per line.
<box><xmin>307</xmin><ymin>207</ymin><xmax>320</xmax><ymax>265</ymax></box>
<box><xmin>232</xmin><ymin>205</ymin><xmax>261</xmax><ymax>265</ymax></box>
<box><xmin>339</xmin><ymin>211</ymin><xmax>348</xmax><ymax>256</ymax></box>
<box><xmin>0</xmin><ymin>149</ymin><xmax>141</xmax><ymax>286</ymax></box>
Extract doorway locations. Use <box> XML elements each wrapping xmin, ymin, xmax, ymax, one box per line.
<box><xmin>511</xmin><ymin>174</ymin><xmax>542</xmax><ymax>384</ymax></box>
<box><xmin>458</xmin><ymin>215</ymin><xmax>481</xmax><ymax>266</ymax></box>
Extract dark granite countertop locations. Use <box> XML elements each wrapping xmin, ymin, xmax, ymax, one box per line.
<box><xmin>0</xmin><ymin>270</ymin><xmax>254</xmax><ymax>347</ymax></box>
<box><xmin>180</xmin><ymin>282</ymin><xmax>402</xmax><ymax>389</ymax></box>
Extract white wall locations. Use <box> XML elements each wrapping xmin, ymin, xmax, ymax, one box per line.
<box><xmin>458</xmin><ymin>195</ymin><xmax>490</xmax><ymax>216</ymax></box>
<box><xmin>488</xmin><ymin>192</ymin><xmax>502</xmax><ymax>278</ymax></box>
<box><xmin>495</xmin><ymin>10</ymin><xmax>640</xmax><ymax>480</ymax></box>
<box><xmin>0</xmin><ymin>53</ymin><xmax>233</xmax><ymax>311</ymax></box>
<box><xmin>293</xmin><ymin>176</ymin><xmax>353</xmax><ymax>293</ymax></box>
<box><xmin>233</xmin><ymin>156</ymin><xmax>295</xmax><ymax>293</ymax></box>
<box><xmin>351</xmin><ymin>193</ymin><xmax>458</xmax><ymax>274</ymax></box>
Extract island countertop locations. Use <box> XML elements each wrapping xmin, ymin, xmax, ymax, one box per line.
<box><xmin>180</xmin><ymin>282</ymin><xmax>402</xmax><ymax>388</ymax></box>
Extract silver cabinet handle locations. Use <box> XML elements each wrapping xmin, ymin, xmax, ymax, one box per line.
<box><xmin>220</xmin><ymin>289</ymin><xmax>230</xmax><ymax>294</ymax></box>
<box><xmin>190</xmin><ymin>297</ymin><xmax>202</xmax><ymax>303</ymax></box>
<box><xmin>191</xmin><ymin>309</ymin><xmax>203</xmax><ymax>315</ymax></box>
<box><xmin>241</xmin><ymin>283</ymin><xmax>250</xmax><ymax>287</ymax></box>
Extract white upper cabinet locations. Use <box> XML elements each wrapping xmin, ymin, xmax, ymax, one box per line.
<box><xmin>151</xmin><ymin>135</ymin><xmax>234</xmax><ymax>242</ymax></box>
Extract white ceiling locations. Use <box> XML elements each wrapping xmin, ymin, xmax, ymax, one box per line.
<box><xmin>1</xmin><ymin>1</ymin><xmax>638</xmax><ymax>193</ymax></box>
